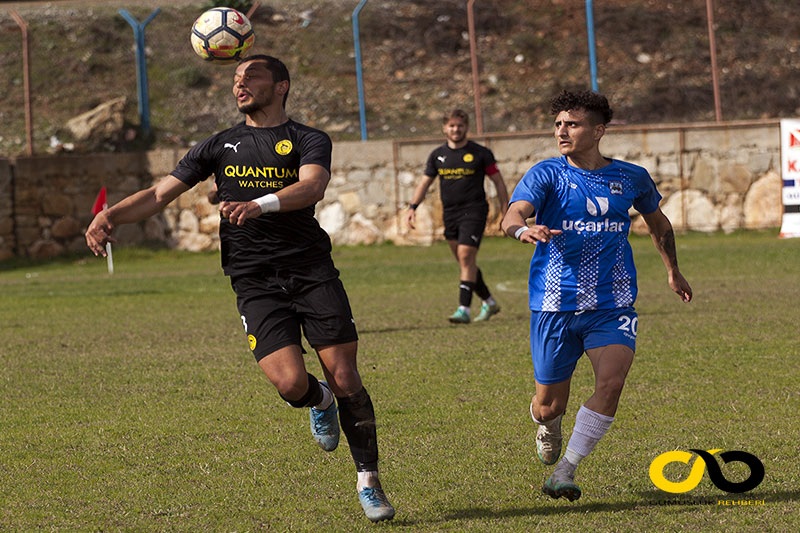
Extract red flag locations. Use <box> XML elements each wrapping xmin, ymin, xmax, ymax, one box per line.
<box><xmin>91</xmin><ymin>187</ymin><xmax>107</xmax><ymax>215</ymax></box>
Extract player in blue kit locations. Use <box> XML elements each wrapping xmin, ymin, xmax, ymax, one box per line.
<box><xmin>501</xmin><ymin>90</ymin><xmax>692</xmax><ymax>501</ymax></box>
<box><xmin>86</xmin><ymin>55</ymin><xmax>394</xmax><ymax>522</ymax></box>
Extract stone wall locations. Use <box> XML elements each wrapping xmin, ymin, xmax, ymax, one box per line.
<box><xmin>1</xmin><ymin>153</ymin><xmax>151</xmax><ymax>260</ymax></box>
<box><xmin>385</xmin><ymin>121</ymin><xmax>783</xmax><ymax>242</ymax></box>
<box><xmin>0</xmin><ymin>119</ymin><xmax>783</xmax><ymax>261</ymax></box>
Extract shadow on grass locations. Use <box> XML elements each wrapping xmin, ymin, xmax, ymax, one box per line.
<box><xmin>358</xmin><ymin>315</ymin><xmax>529</xmax><ymax>335</ymax></box>
<box><xmin>636</xmin><ymin>489</ymin><xmax>800</xmax><ymax>504</ymax></box>
<box><xmin>0</xmin><ymin>244</ymin><xmax>174</xmax><ymax>273</ymax></box>
<box><xmin>358</xmin><ymin>310</ymin><xmax>679</xmax><ymax>336</ymax></box>
<box><xmin>430</xmin><ymin>489</ymin><xmax>800</xmax><ymax>524</ymax></box>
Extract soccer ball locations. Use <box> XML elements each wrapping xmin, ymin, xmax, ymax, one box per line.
<box><xmin>191</xmin><ymin>7</ymin><xmax>255</xmax><ymax>64</ymax></box>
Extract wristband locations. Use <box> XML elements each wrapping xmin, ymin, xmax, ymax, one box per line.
<box><xmin>409</xmin><ymin>203</ymin><xmax>419</xmax><ymax>210</ymax></box>
<box><xmin>253</xmin><ymin>193</ymin><xmax>280</xmax><ymax>213</ymax></box>
<box><xmin>514</xmin><ymin>226</ymin><xmax>528</xmax><ymax>240</ymax></box>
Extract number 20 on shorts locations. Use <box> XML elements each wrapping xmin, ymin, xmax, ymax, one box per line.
<box><xmin>617</xmin><ymin>315</ymin><xmax>638</xmax><ymax>335</ymax></box>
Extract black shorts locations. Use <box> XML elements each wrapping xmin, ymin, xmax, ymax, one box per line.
<box><xmin>231</xmin><ymin>259</ymin><xmax>359</xmax><ymax>361</ymax></box>
<box><xmin>442</xmin><ymin>205</ymin><xmax>488</xmax><ymax>247</ymax></box>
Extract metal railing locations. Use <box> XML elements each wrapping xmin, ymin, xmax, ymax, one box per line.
<box><xmin>0</xmin><ymin>1</ymin><xmax>782</xmax><ymax>156</ymax></box>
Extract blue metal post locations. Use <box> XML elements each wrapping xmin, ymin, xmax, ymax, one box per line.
<box><xmin>119</xmin><ymin>9</ymin><xmax>161</xmax><ymax>136</ymax></box>
<box><xmin>585</xmin><ymin>0</ymin><xmax>598</xmax><ymax>92</ymax></box>
<box><xmin>352</xmin><ymin>0</ymin><xmax>369</xmax><ymax>140</ymax></box>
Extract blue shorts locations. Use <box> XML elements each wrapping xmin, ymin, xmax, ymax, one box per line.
<box><xmin>530</xmin><ymin>307</ymin><xmax>638</xmax><ymax>385</ymax></box>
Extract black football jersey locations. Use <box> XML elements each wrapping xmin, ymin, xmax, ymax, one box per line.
<box><xmin>424</xmin><ymin>140</ymin><xmax>497</xmax><ymax>212</ymax></box>
<box><xmin>171</xmin><ymin>120</ymin><xmax>333</xmax><ymax>277</ymax></box>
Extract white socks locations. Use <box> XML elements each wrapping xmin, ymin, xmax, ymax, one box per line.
<box><xmin>563</xmin><ymin>405</ymin><xmax>614</xmax><ymax>466</ymax></box>
<box><xmin>357</xmin><ymin>470</ymin><xmax>380</xmax><ymax>491</ymax></box>
<box><xmin>530</xmin><ymin>402</ymin><xmax>561</xmax><ymax>429</ymax></box>
<box><xmin>314</xmin><ymin>382</ymin><xmax>334</xmax><ymax>411</ymax></box>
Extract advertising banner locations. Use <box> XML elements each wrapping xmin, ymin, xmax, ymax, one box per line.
<box><xmin>780</xmin><ymin>119</ymin><xmax>800</xmax><ymax>238</ymax></box>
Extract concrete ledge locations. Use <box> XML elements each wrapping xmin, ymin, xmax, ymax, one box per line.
<box><xmin>0</xmin><ymin>119</ymin><xmax>786</xmax><ymax>260</ymax></box>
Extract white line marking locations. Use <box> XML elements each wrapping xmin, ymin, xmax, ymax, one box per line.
<box><xmin>496</xmin><ymin>281</ymin><xmax>527</xmax><ymax>294</ymax></box>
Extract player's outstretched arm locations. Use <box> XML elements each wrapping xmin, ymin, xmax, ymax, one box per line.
<box><xmin>501</xmin><ymin>200</ymin><xmax>562</xmax><ymax>244</ymax></box>
<box><xmin>404</xmin><ymin>175</ymin><xmax>434</xmax><ymax>230</ymax></box>
<box><xmin>85</xmin><ymin>175</ymin><xmax>189</xmax><ymax>257</ymax></box>
<box><xmin>220</xmin><ymin>163</ymin><xmax>330</xmax><ymax>226</ymax></box>
<box><xmin>488</xmin><ymin>171</ymin><xmax>510</xmax><ymax>217</ymax></box>
<box><xmin>641</xmin><ymin>208</ymin><xmax>692</xmax><ymax>303</ymax></box>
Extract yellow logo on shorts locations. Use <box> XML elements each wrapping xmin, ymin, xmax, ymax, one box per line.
<box><xmin>247</xmin><ymin>334</ymin><xmax>257</xmax><ymax>351</ymax></box>
<box><xmin>462</xmin><ymin>153</ymin><xmax>474</xmax><ymax>163</ymax></box>
<box><xmin>275</xmin><ymin>140</ymin><xmax>293</xmax><ymax>155</ymax></box>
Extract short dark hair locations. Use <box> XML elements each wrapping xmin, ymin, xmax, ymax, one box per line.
<box><xmin>550</xmin><ymin>90</ymin><xmax>613</xmax><ymax>125</ymax></box>
<box><xmin>442</xmin><ymin>109</ymin><xmax>469</xmax><ymax>125</ymax></box>
<box><xmin>238</xmin><ymin>54</ymin><xmax>290</xmax><ymax>108</ymax></box>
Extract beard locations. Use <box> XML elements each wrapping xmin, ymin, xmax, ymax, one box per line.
<box><xmin>237</xmin><ymin>101</ymin><xmax>263</xmax><ymax>114</ymax></box>
<box><xmin>237</xmin><ymin>89</ymin><xmax>274</xmax><ymax>115</ymax></box>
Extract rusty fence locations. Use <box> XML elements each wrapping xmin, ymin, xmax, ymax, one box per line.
<box><xmin>1</xmin><ymin>1</ymin><xmax>796</xmax><ymax>156</ymax></box>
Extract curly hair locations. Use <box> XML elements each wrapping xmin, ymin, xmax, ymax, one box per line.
<box><xmin>550</xmin><ymin>90</ymin><xmax>613</xmax><ymax>125</ymax></box>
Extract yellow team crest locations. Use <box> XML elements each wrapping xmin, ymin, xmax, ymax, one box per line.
<box><xmin>275</xmin><ymin>139</ymin><xmax>293</xmax><ymax>155</ymax></box>
<box><xmin>248</xmin><ymin>334</ymin><xmax>257</xmax><ymax>351</ymax></box>
<box><xmin>463</xmin><ymin>153</ymin><xmax>474</xmax><ymax>163</ymax></box>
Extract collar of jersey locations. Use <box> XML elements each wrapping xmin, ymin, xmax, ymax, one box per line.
<box><xmin>241</xmin><ymin>119</ymin><xmax>292</xmax><ymax>130</ymax></box>
<box><xmin>560</xmin><ymin>155</ymin><xmax>617</xmax><ymax>175</ymax></box>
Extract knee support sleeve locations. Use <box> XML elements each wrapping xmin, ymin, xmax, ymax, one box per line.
<box><xmin>280</xmin><ymin>372</ymin><xmax>323</xmax><ymax>408</ymax></box>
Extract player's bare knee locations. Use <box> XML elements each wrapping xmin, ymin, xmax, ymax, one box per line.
<box><xmin>596</xmin><ymin>376</ymin><xmax>625</xmax><ymax>401</ymax></box>
<box><xmin>538</xmin><ymin>403</ymin><xmax>566</xmax><ymax>421</ymax></box>
<box><xmin>328</xmin><ymin>368</ymin><xmax>362</xmax><ymax>396</ymax></box>
<box><xmin>274</xmin><ymin>376</ymin><xmax>309</xmax><ymax>402</ymax></box>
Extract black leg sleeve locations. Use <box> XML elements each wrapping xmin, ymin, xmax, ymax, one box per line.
<box><xmin>459</xmin><ymin>280</ymin><xmax>475</xmax><ymax>307</ymax></box>
<box><xmin>474</xmin><ymin>268</ymin><xmax>491</xmax><ymax>300</ymax></box>
<box><xmin>280</xmin><ymin>372</ymin><xmax>323</xmax><ymax>408</ymax></box>
<box><xmin>337</xmin><ymin>387</ymin><xmax>379</xmax><ymax>472</ymax></box>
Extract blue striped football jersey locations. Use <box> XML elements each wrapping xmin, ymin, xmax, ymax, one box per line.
<box><xmin>510</xmin><ymin>156</ymin><xmax>662</xmax><ymax>312</ymax></box>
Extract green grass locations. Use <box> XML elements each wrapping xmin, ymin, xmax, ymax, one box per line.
<box><xmin>1</xmin><ymin>231</ymin><xmax>799</xmax><ymax>531</ymax></box>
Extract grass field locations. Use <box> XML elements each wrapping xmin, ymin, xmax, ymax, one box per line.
<box><xmin>1</xmin><ymin>231</ymin><xmax>799</xmax><ymax>531</ymax></box>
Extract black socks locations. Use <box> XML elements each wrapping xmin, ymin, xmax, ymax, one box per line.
<box><xmin>337</xmin><ymin>387</ymin><xmax>379</xmax><ymax>472</ymax></box>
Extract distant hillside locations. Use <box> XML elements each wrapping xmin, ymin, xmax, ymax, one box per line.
<box><xmin>0</xmin><ymin>0</ymin><xmax>798</xmax><ymax>156</ymax></box>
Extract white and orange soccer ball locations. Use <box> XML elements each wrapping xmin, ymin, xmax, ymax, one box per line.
<box><xmin>190</xmin><ymin>7</ymin><xmax>255</xmax><ymax>64</ymax></box>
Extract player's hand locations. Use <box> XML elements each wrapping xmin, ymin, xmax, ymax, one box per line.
<box><xmin>668</xmin><ymin>270</ymin><xmax>693</xmax><ymax>303</ymax></box>
<box><xmin>85</xmin><ymin>211</ymin><xmax>116</xmax><ymax>257</ymax></box>
<box><xmin>517</xmin><ymin>225</ymin><xmax>562</xmax><ymax>244</ymax></box>
<box><xmin>207</xmin><ymin>188</ymin><xmax>220</xmax><ymax>205</ymax></box>
<box><xmin>404</xmin><ymin>208</ymin><xmax>416</xmax><ymax>230</ymax></box>
<box><xmin>219</xmin><ymin>200</ymin><xmax>262</xmax><ymax>226</ymax></box>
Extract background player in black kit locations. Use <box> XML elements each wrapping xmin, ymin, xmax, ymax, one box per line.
<box><xmin>405</xmin><ymin>109</ymin><xmax>509</xmax><ymax>324</ymax></box>
<box><xmin>85</xmin><ymin>55</ymin><xmax>394</xmax><ymax>523</ymax></box>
